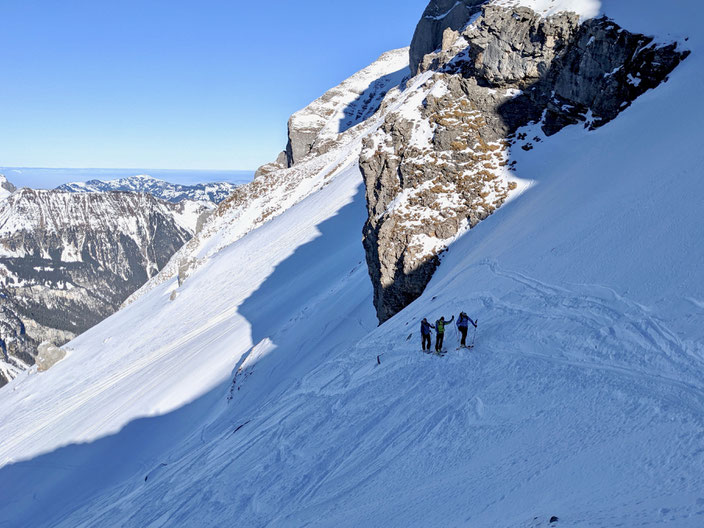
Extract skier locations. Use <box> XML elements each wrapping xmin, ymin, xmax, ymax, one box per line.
<box><xmin>456</xmin><ymin>312</ymin><xmax>478</xmax><ymax>348</ymax></box>
<box><xmin>435</xmin><ymin>315</ymin><xmax>454</xmax><ymax>353</ymax></box>
<box><xmin>420</xmin><ymin>318</ymin><xmax>434</xmax><ymax>351</ymax></box>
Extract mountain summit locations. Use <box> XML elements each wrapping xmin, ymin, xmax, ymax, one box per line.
<box><xmin>0</xmin><ymin>175</ymin><xmax>16</xmax><ymax>200</ymax></box>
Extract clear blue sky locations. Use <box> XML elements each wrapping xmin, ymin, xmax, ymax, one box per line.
<box><xmin>0</xmin><ymin>0</ymin><xmax>429</xmax><ymax>171</ymax></box>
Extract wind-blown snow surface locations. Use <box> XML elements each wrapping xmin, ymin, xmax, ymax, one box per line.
<box><xmin>1</xmin><ymin>2</ymin><xmax>703</xmax><ymax>527</ymax></box>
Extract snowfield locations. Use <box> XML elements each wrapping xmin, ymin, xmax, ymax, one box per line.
<box><xmin>1</xmin><ymin>0</ymin><xmax>703</xmax><ymax>526</ymax></box>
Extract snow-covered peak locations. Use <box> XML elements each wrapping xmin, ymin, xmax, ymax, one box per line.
<box><xmin>285</xmin><ymin>48</ymin><xmax>410</xmax><ymax>165</ymax></box>
<box><xmin>490</xmin><ymin>0</ymin><xmax>601</xmax><ymax>19</ymax></box>
<box><xmin>0</xmin><ymin>175</ymin><xmax>16</xmax><ymax>201</ymax></box>
<box><xmin>124</xmin><ymin>47</ymin><xmax>415</xmax><ymax>306</ymax></box>
<box><xmin>56</xmin><ymin>174</ymin><xmax>239</xmax><ymax>204</ymax></box>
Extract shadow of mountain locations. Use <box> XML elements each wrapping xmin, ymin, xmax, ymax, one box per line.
<box><xmin>229</xmin><ymin>182</ymin><xmax>374</xmax><ymax>405</ymax></box>
<box><xmin>0</xmin><ymin>383</ymin><xmax>227</xmax><ymax>528</ymax></box>
<box><xmin>0</xmin><ymin>182</ymin><xmax>374</xmax><ymax>527</ymax></box>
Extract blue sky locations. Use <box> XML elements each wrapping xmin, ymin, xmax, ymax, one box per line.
<box><xmin>0</xmin><ymin>0</ymin><xmax>428</xmax><ymax>172</ymax></box>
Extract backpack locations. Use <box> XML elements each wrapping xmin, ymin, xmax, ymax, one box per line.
<box><xmin>436</xmin><ymin>319</ymin><xmax>445</xmax><ymax>333</ymax></box>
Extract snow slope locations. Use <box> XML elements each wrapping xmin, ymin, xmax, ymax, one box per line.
<box><xmin>1</xmin><ymin>1</ymin><xmax>703</xmax><ymax>526</ymax></box>
<box><xmin>122</xmin><ymin>48</ymin><xmax>414</xmax><ymax>307</ymax></box>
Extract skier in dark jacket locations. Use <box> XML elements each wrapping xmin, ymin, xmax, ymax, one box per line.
<box><xmin>420</xmin><ymin>318</ymin><xmax>434</xmax><ymax>351</ymax></box>
<box><xmin>456</xmin><ymin>312</ymin><xmax>477</xmax><ymax>347</ymax></box>
<box><xmin>435</xmin><ymin>315</ymin><xmax>454</xmax><ymax>352</ymax></box>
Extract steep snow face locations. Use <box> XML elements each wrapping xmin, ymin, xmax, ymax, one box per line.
<box><xmin>0</xmin><ymin>162</ymin><xmax>379</xmax><ymax>526</ymax></box>
<box><xmin>57</xmin><ymin>174</ymin><xmax>239</xmax><ymax>204</ymax></box>
<box><xmin>0</xmin><ymin>0</ymin><xmax>703</xmax><ymax>526</ymax></box>
<box><xmin>124</xmin><ymin>48</ymin><xmax>413</xmax><ymax>307</ymax></box>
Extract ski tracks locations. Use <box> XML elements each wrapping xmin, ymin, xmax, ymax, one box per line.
<box><xmin>478</xmin><ymin>260</ymin><xmax>704</xmax><ymax>409</ymax></box>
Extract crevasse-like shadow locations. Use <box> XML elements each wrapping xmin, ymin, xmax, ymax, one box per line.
<box><xmin>227</xmin><ymin>183</ymin><xmax>373</xmax><ymax>407</ymax></box>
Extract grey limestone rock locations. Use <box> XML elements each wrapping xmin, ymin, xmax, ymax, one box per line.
<box><xmin>410</xmin><ymin>0</ymin><xmax>486</xmax><ymax>75</ymax></box>
<box><xmin>0</xmin><ymin>175</ymin><xmax>16</xmax><ymax>194</ymax></box>
<box><xmin>362</xmin><ymin>4</ymin><xmax>688</xmax><ymax>323</ymax></box>
<box><xmin>36</xmin><ymin>341</ymin><xmax>66</xmax><ymax>372</ymax></box>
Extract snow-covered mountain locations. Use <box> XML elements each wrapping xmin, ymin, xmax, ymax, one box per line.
<box><xmin>1</xmin><ymin>0</ymin><xmax>703</xmax><ymax>526</ymax></box>
<box><xmin>56</xmin><ymin>174</ymin><xmax>239</xmax><ymax>204</ymax></box>
<box><xmin>0</xmin><ymin>183</ymin><xmax>208</xmax><ymax>386</ymax></box>
<box><xmin>0</xmin><ymin>175</ymin><xmax>16</xmax><ymax>201</ymax></box>
<box><xmin>122</xmin><ymin>47</ymin><xmax>411</xmax><ymax>306</ymax></box>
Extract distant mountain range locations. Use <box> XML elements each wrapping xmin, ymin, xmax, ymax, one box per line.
<box><xmin>0</xmin><ymin>172</ymin><xmax>243</xmax><ymax>386</ymax></box>
<box><xmin>56</xmin><ymin>174</ymin><xmax>240</xmax><ymax>204</ymax></box>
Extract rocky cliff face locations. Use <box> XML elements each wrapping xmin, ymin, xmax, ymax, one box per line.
<box><xmin>361</xmin><ymin>3</ymin><xmax>688</xmax><ymax>323</ymax></box>
<box><xmin>0</xmin><ymin>186</ymin><xmax>197</xmax><ymax>385</ymax></box>
<box><xmin>276</xmin><ymin>49</ymin><xmax>409</xmax><ymax>170</ymax></box>
<box><xmin>0</xmin><ymin>294</ymin><xmax>38</xmax><ymax>387</ymax></box>
<box><xmin>409</xmin><ymin>0</ymin><xmax>485</xmax><ymax>75</ymax></box>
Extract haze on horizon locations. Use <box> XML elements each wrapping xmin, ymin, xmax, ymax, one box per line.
<box><xmin>0</xmin><ymin>0</ymin><xmax>427</xmax><ymax>173</ymax></box>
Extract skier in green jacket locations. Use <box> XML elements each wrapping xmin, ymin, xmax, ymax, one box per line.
<box><xmin>434</xmin><ymin>315</ymin><xmax>454</xmax><ymax>352</ymax></box>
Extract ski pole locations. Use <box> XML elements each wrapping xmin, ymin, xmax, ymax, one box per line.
<box><xmin>471</xmin><ymin>320</ymin><xmax>478</xmax><ymax>348</ymax></box>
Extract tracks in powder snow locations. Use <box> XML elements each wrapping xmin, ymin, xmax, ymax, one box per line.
<box><xmin>479</xmin><ymin>260</ymin><xmax>704</xmax><ymax>409</ymax></box>
<box><xmin>366</xmin><ymin>259</ymin><xmax>704</xmax><ymax>415</ymax></box>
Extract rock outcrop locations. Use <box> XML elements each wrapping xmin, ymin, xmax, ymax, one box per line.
<box><xmin>0</xmin><ymin>175</ymin><xmax>16</xmax><ymax>201</ymax></box>
<box><xmin>0</xmin><ymin>294</ymin><xmax>38</xmax><ymax>387</ymax></box>
<box><xmin>409</xmin><ymin>0</ymin><xmax>486</xmax><ymax>75</ymax></box>
<box><xmin>126</xmin><ymin>49</ymin><xmax>414</xmax><ymax>307</ymax></box>
<box><xmin>281</xmin><ymin>49</ymin><xmax>410</xmax><ymax>167</ymax></box>
<box><xmin>35</xmin><ymin>342</ymin><xmax>67</xmax><ymax>372</ymax></box>
<box><xmin>0</xmin><ymin>175</ymin><xmax>16</xmax><ymax>194</ymax></box>
<box><xmin>361</xmin><ymin>4</ymin><xmax>688</xmax><ymax>323</ymax></box>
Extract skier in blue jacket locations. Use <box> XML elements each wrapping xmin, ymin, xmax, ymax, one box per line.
<box><xmin>456</xmin><ymin>312</ymin><xmax>477</xmax><ymax>348</ymax></box>
<box><xmin>420</xmin><ymin>318</ymin><xmax>434</xmax><ymax>351</ymax></box>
